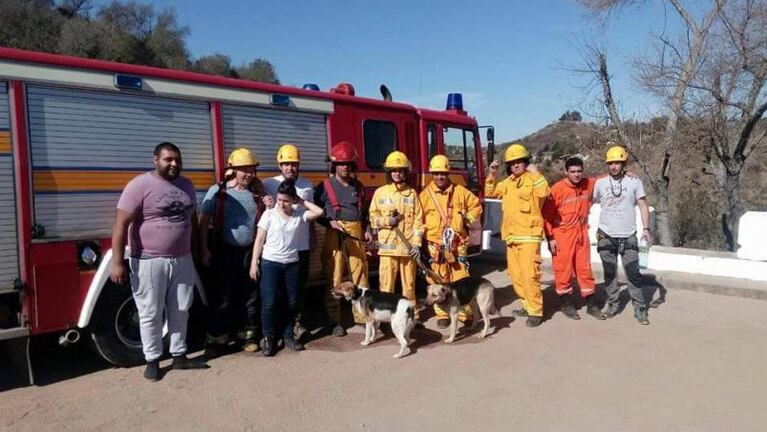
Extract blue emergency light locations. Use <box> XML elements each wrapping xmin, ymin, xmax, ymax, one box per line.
<box><xmin>114</xmin><ymin>74</ymin><xmax>143</xmax><ymax>90</ymax></box>
<box><xmin>446</xmin><ymin>93</ymin><xmax>463</xmax><ymax>111</ymax></box>
<box><xmin>270</xmin><ymin>94</ymin><xmax>291</xmax><ymax>107</ymax></box>
<box><xmin>302</xmin><ymin>83</ymin><xmax>320</xmax><ymax>91</ymax></box>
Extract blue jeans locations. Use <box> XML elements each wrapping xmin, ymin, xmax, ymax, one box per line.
<box><xmin>260</xmin><ymin>259</ymin><xmax>300</xmax><ymax>339</ymax></box>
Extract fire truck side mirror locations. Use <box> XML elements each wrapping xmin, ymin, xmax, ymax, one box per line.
<box><xmin>486</xmin><ymin>127</ymin><xmax>495</xmax><ymax>165</ymax></box>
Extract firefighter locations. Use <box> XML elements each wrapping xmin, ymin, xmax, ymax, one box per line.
<box><xmin>314</xmin><ymin>141</ymin><xmax>373</xmax><ymax>337</ymax></box>
<box><xmin>592</xmin><ymin>145</ymin><xmax>653</xmax><ymax>325</ymax></box>
<box><xmin>419</xmin><ymin>155</ymin><xmax>482</xmax><ymax>328</ymax></box>
<box><xmin>542</xmin><ymin>156</ymin><xmax>603</xmax><ymax>320</ymax></box>
<box><xmin>485</xmin><ymin>143</ymin><xmax>550</xmax><ymax>327</ymax></box>
<box><xmin>369</xmin><ymin>151</ymin><xmax>424</xmax><ymax>319</ymax></box>
<box><xmin>262</xmin><ymin>144</ymin><xmax>315</xmax><ymax>339</ymax></box>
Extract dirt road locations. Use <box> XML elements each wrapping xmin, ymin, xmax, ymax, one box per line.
<box><xmin>2</xmin><ymin>260</ymin><xmax>766</xmax><ymax>431</ymax></box>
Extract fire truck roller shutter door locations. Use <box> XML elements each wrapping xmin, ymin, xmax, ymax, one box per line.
<box><xmin>26</xmin><ymin>85</ymin><xmax>215</xmax><ymax>237</ymax></box>
<box><xmin>0</xmin><ymin>81</ymin><xmax>20</xmax><ymax>291</ymax></box>
<box><xmin>221</xmin><ymin>104</ymin><xmax>328</xmax><ymax>172</ymax></box>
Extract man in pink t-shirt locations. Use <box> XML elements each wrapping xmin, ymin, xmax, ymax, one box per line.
<box><xmin>110</xmin><ymin>142</ymin><xmax>208</xmax><ymax>381</ymax></box>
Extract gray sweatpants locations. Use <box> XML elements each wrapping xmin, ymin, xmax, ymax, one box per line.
<box><xmin>129</xmin><ymin>254</ymin><xmax>196</xmax><ymax>362</ymax></box>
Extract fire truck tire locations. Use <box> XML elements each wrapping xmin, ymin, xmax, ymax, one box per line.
<box><xmin>88</xmin><ymin>280</ymin><xmax>160</xmax><ymax>367</ymax></box>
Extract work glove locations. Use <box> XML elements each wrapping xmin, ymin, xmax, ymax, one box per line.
<box><xmin>386</xmin><ymin>214</ymin><xmax>403</xmax><ymax>228</ymax></box>
<box><xmin>408</xmin><ymin>246</ymin><xmax>421</xmax><ymax>261</ymax></box>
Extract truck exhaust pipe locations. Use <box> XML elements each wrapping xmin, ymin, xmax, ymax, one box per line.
<box><xmin>59</xmin><ymin>329</ymin><xmax>80</xmax><ymax>346</ymax></box>
<box><xmin>380</xmin><ymin>84</ymin><xmax>392</xmax><ymax>101</ymax></box>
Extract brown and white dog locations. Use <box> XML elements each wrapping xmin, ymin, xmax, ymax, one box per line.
<box><xmin>331</xmin><ymin>282</ymin><xmax>415</xmax><ymax>359</ymax></box>
<box><xmin>424</xmin><ymin>277</ymin><xmax>497</xmax><ymax>343</ymax></box>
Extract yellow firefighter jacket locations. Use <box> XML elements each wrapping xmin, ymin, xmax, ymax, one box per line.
<box><xmin>418</xmin><ymin>182</ymin><xmax>482</xmax><ymax>249</ymax></box>
<box><xmin>485</xmin><ymin>171</ymin><xmax>550</xmax><ymax>244</ymax></box>
<box><xmin>369</xmin><ymin>183</ymin><xmax>424</xmax><ymax>256</ymax></box>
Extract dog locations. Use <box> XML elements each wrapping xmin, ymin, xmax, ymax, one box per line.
<box><xmin>424</xmin><ymin>277</ymin><xmax>497</xmax><ymax>344</ymax></box>
<box><xmin>331</xmin><ymin>281</ymin><xmax>415</xmax><ymax>359</ymax></box>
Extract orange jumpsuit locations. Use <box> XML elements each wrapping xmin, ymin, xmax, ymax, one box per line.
<box><xmin>543</xmin><ymin>178</ymin><xmax>596</xmax><ymax>297</ymax></box>
<box><xmin>485</xmin><ymin>171</ymin><xmax>549</xmax><ymax>317</ymax></box>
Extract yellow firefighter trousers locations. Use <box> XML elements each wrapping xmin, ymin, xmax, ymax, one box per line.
<box><xmin>379</xmin><ymin>255</ymin><xmax>418</xmax><ymax>318</ymax></box>
<box><xmin>429</xmin><ymin>259</ymin><xmax>473</xmax><ymax>322</ymax></box>
<box><xmin>322</xmin><ymin>221</ymin><xmax>369</xmax><ymax>323</ymax></box>
<box><xmin>506</xmin><ymin>242</ymin><xmax>544</xmax><ymax>317</ymax></box>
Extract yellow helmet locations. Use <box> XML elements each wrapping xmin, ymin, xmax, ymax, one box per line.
<box><xmin>428</xmin><ymin>154</ymin><xmax>450</xmax><ymax>173</ymax></box>
<box><xmin>384</xmin><ymin>151</ymin><xmax>411</xmax><ymax>170</ymax></box>
<box><xmin>605</xmin><ymin>145</ymin><xmax>629</xmax><ymax>163</ymax></box>
<box><xmin>277</xmin><ymin>144</ymin><xmax>300</xmax><ymax>164</ymax></box>
<box><xmin>225</xmin><ymin>148</ymin><xmax>259</xmax><ymax>177</ymax></box>
<box><xmin>503</xmin><ymin>143</ymin><xmax>529</xmax><ymax>163</ymax></box>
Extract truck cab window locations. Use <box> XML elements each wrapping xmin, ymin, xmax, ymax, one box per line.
<box><xmin>364</xmin><ymin>120</ymin><xmax>398</xmax><ymax>169</ymax></box>
<box><xmin>444</xmin><ymin>127</ymin><xmax>479</xmax><ymax>192</ymax></box>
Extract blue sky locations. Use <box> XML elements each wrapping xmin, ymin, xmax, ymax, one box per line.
<box><xmin>140</xmin><ymin>0</ymin><xmax>681</xmax><ymax>143</ymax></box>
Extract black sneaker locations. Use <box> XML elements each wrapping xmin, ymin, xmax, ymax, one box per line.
<box><xmin>144</xmin><ymin>360</ymin><xmax>160</xmax><ymax>382</ymax></box>
<box><xmin>203</xmin><ymin>343</ymin><xmax>225</xmax><ymax>360</ymax></box>
<box><xmin>512</xmin><ymin>308</ymin><xmax>529</xmax><ymax>318</ymax></box>
<box><xmin>437</xmin><ymin>318</ymin><xmax>450</xmax><ymax>329</ymax></box>
<box><xmin>284</xmin><ymin>335</ymin><xmax>305</xmax><ymax>351</ymax></box>
<box><xmin>294</xmin><ymin>321</ymin><xmax>308</xmax><ymax>341</ymax></box>
<box><xmin>261</xmin><ymin>336</ymin><xmax>275</xmax><ymax>357</ymax></box>
<box><xmin>172</xmin><ymin>355</ymin><xmax>210</xmax><ymax>370</ymax></box>
<box><xmin>526</xmin><ymin>316</ymin><xmax>543</xmax><ymax>327</ymax></box>
<box><xmin>331</xmin><ymin>323</ymin><xmax>347</xmax><ymax>337</ymax></box>
<box><xmin>635</xmin><ymin>308</ymin><xmax>650</xmax><ymax>325</ymax></box>
<box><xmin>601</xmin><ymin>303</ymin><xmax>620</xmax><ymax>320</ymax></box>
<box><xmin>586</xmin><ymin>304</ymin><xmax>605</xmax><ymax>320</ymax></box>
<box><xmin>560</xmin><ymin>296</ymin><xmax>581</xmax><ymax>320</ymax></box>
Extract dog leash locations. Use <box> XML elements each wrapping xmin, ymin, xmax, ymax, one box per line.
<box><xmin>391</xmin><ymin>226</ymin><xmax>448</xmax><ymax>285</ymax></box>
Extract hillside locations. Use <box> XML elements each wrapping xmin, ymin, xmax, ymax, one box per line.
<box><xmin>493</xmin><ymin>118</ymin><xmax>767</xmax><ymax>250</ymax></box>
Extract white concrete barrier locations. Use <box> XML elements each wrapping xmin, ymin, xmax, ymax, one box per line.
<box><xmin>737</xmin><ymin>211</ymin><xmax>767</xmax><ymax>261</ymax></box>
<box><xmin>482</xmin><ymin>200</ymin><xmax>767</xmax><ymax>282</ymax></box>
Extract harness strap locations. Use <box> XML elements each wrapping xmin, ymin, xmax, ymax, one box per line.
<box><xmin>324</xmin><ymin>177</ymin><xmax>363</xmax><ymax>217</ymax></box>
<box><xmin>427</xmin><ymin>184</ymin><xmax>455</xmax><ymax>231</ymax></box>
<box><xmin>213</xmin><ymin>181</ymin><xmax>227</xmax><ymax>231</ymax></box>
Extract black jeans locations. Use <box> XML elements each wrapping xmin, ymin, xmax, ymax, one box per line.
<box><xmin>260</xmin><ymin>259</ymin><xmax>300</xmax><ymax>339</ymax></box>
<box><xmin>207</xmin><ymin>242</ymin><xmax>259</xmax><ymax>338</ymax></box>
<box><xmin>597</xmin><ymin>231</ymin><xmax>646</xmax><ymax>310</ymax></box>
<box><xmin>295</xmin><ymin>250</ymin><xmax>310</xmax><ymax>324</ymax></box>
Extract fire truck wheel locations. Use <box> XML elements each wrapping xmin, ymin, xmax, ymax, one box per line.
<box><xmin>89</xmin><ymin>280</ymin><xmax>156</xmax><ymax>367</ymax></box>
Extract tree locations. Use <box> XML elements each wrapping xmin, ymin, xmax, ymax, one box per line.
<box><xmin>575</xmin><ymin>0</ymin><xmax>725</xmax><ymax>247</ymax></box>
<box><xmin>193</xmin><ymin>53</ymin><xmax>237</xmax><ymax>77</ymax></box>
<box><xmin>559</xmin><ymin>110</ymin><xmax>583</xmax><ymax>121</ymax></box>
<box><xmin>0</xmin><ymin>0</ymin><xmax>63</xmax><ymax>53</ymax></box>
<box><xmin>0</xmin><ymin>0</ymin><xmax>281</xmax><ymax>89</ymax></box>
<box><xmin>236</xmin><ymin>58</ymin><xmax>280</xmax><ymax>84</ymax></box>
<box><xmin>689</xmin><ymin>0</ymin><xmax>767</xmax><ymax>250</ymax></box>
<box><xmin>146</xmin><ymin>8</ymin><xmax>191</xmax><ymax>70</ymax></box>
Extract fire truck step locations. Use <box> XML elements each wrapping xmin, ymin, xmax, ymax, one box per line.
<box><xmin>0</xmin><ymin>330</ymin><xmax>34</xmax><ymax>386</ymax></box>
<box><xmin>0</xmin><ymin>326</ymin><xmax>29</xmax><ymax>341</ymax></box>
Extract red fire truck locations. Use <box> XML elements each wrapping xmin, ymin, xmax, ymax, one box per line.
<box><xmin>0</xmin><ymin>47</ymin><xmax>494</xmax><ymax>381</ymax></box>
